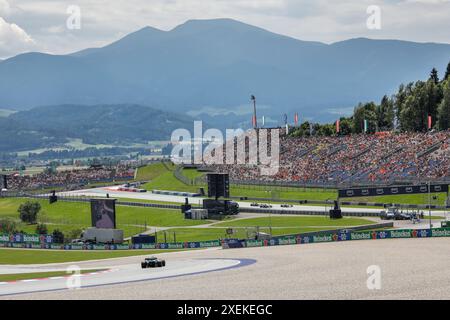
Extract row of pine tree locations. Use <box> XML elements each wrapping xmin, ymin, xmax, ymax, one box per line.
<box><xmin>291</xmin><ymin>61</ymin><xmax>450</xmax><ymax>137</ymax></box>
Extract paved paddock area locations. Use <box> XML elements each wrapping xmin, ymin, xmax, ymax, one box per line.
<box><xmin>2</xmin><ymin>237</ymin><xmax>450</xmax><ymax>300</ymax></box>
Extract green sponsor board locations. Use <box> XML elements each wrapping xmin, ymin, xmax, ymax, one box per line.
<box><xmin>389</xmin><ymin>230</ymin><xmax>412</xmax><ymax>238</ymax></box>
<box><xmin>22</xmin><ymin>234</ymin><xmax>40</xmax><ymax>243</ymax></box>
<box><xmin>312</xmin><ymin>234</ymin><xmax>333</xmax><ymax>243</ymax></box>
<box><xmin>93</xmin><ymin>245</ymin><xmax>106</xmax><ymax>250</ymax></box>
<box><xmin>277</xmin><ymin>237</ymin><xmax>297</xmax><ymax>245</ymax></box>
<box><xmin>31</xmin><ymin>244</ymin><xmax>42</xmax><ymax>249</ymax></box>
<box><xmin>0</xmin><ymin>234</ymin><xmax>9</xmax><ymax>243</ymax></box>
<box><xmin>116</xmin><ymin>244</ymin><xmax>130</xmax><ymax>250</ymax></box>
<box><xmin>167</xmin><ymin>243</ymin><xmax>184</xmax><ymax>249</ymax></box>
<box><xmin>246</xmin><ymin>240</ymin><xmax>263</xmax><ymax>247</ymax></box>
<box><xmin>51</xmin><ymin>244</ymin><xmax>63</xmax><ymax>249</ymax></box>
<box><xmin>141</xmin><ymin>244</ymin><xmax>156</xmax><ymax>249</ymax></box>
<box><xmin>431</xmin><ymin>228</ymin><xmax>450</xmax><ymax>237</ymax></box>
<box><xmin>70</xmin><ymin>245</ymin><xmax>84</xmax><ymax>250</ymax></box>
<box><xmin>199</xmin><ymin>241</ymin><xmax>220</xmax><ymax>248</ymax></box>
<box><xmin>350</xmin><ymin>232</ymin><xmax>372</xmax><ymax>241</ymax></box>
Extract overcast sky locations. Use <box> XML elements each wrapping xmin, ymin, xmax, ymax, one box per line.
<box><xmin>0</xmin><ymin>0</ymin><xmax>449</xmax><ymax>59</ymax></box>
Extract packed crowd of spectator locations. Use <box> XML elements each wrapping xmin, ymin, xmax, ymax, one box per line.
<box><xmin>204</xmin><ymin>130</ymin><xmax>450</xmax><ymax>185</ymax></box>
<box><xmin>5</xmin><ymin>165</ymin><xmax>135</xmax><ymax>190</ymax></box>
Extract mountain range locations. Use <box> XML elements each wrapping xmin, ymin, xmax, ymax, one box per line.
<box><xmin>1</xmin><ymin>18</ymin><xmax>450</xmax><ymax>126</ymax></box>
<box><xmin>0</xmin><ymin>104</ymin><xmax>195</xmax><ymax>152</ymax></box>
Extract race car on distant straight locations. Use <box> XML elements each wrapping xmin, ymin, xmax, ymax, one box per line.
<box><xmin>380</xmin><ymin>207</ymin><xmax>412</xmax><ymax>220</ymax></box>
<box><xmin>259</xmin><ymin>204</ymin><xmax>273</xmax><ymax>208</ymax></box>
<box><xmin>250</xmin><ymin>202</ymin><xmax>260</xmax><ymax>207</ymax></box>
<box><xmin>380</xmin><ymin>207</ymin><xmax>397</xmax><ymax>220</ymax></box>
<box><xmin>281</xmin><ymin>204</ymin><xmax>293</xmax><ymax>208</ymax></box>
<box><xmin>395</xmin><ymin>212</ymin><xmax>412</xmax><ymax>220</ymax></box>
<box><xmin>141</xmin><ymin>257</ymin><xmax>166</xmax><ymax>268</ymax></box>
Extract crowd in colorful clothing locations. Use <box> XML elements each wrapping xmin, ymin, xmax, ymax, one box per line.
<box><xmin>204</xmin><ymin>130</ymin><xmax>450</xmax><ymax>185</ymax></box>
<box><xmin>6</xmin><ymin>166</ymin><xmax>135</xmax><ymax>190</ymax></box>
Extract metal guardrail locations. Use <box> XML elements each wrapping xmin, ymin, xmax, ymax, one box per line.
<box><xmin>173</xmin><ymin>165</ymin><xmax>192</xmax><ymax>185</ymax></box>
<box><xmin>0</xmin><ymin>191</ymin><xmax>189</xmax><ymax>210</ymax></box>
<box><xmin>239</xmin><ymin>207</ymin><xmax>380</xmax><ymax>217</ymax></box>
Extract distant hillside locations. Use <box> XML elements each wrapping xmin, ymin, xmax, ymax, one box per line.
<box><xmin>0</xmin><ymin>19</ymin><xmax>450</xmax><ymax>124</ymax></box>
<box><xmin>0</xmin><ymin>104</ymin><xmax>196</xmax><ymax>152</ymax></box>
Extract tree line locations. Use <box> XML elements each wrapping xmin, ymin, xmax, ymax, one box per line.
<box><xmin>291</xmin><ymin>61</ymin><xmax>450</xmax><ymax>137</ymax></box>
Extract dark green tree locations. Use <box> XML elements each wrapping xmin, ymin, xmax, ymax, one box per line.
<box><xmin>424</xmin><ymin>80</ymin><xmax>442</xmax><ymax>129</ymax></box>
<box><xmin>320</xmin><ymin>124</ymin><xmax>335</xmax><ymax>136</ymax></box>
<box><xmin>338</xmin><ymin>117</ymin><xmax>353</xmax><ymax>136</ymax></box>
<box><xmin>353</xmin><ymin>102</ymin><xmax>377</xmax><ymax>133</ymax></box>
<box><xmin>430</xmin><ymin>68</ymin><xmax>439</xmax><ymax>84</ymax></box>
<box><xmin>18</xmin><ymin>201</ymin><xmax>41</xmax><ymax>224</ymax></box>
<box><xmin>0</xmin><ymin>219</ymin><xmax>17</xmax><ymax>233</ymax></box>
<box><xmin>35</xmin><ymin>223</ymin><xmax>48</xmax><ymax>235</ymax></box>
<box><xmin>438</xmin><ymin>80</ymin><xmax>450</xmax><ymax>130</ymax></box>
<box><xmin>444</xmin><ymin>61</ymin><xmax>450</xmax><ymax>81</ymax></box>
<box><xmin>377</xmin><ymin>95</ymin><xmax>395</xmax><ymax>131</ymax></box>
<box><xmin>52</xmin><ymin>229</ymin><xmax>65</xmax><ymax>244</ymax></box>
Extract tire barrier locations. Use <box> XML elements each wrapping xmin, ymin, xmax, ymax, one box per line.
<box><xmin>222</xmin><ymin>227</ymin><xmax>450</xmax><ymax>249</ymax></box>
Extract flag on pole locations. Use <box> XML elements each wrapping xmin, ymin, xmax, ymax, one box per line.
<box><xmin>286</xmin><ymin>124</ymin><xmax>289</xmax><ymax>135</ymax></box>
<box><xmin>262</xmin><ymin>116</ymin><xmax>265</xmax><ymax>127</ymax></box>
<box><xmin>428</xmin><ymin>115</ymin><xmax>432</xmax><ymax>130</ymax></box>
<box><xmin>364</xmin><ymin>119</ymin><xmax>368</xmax><ymax>133</ymax></box>
<box><xmin>309</xmin><ymin>123</ymin><xmax>313</xmax><ymax>136</ymax></box>
<box><xmin>294</xmin><ymin>113</ymin><xmax>299</xmax><ymax>126</ymax></box>
<box><xmin>336</xmin><ymin>120</ymin><xmax>340</xmax><ymax>133</ymax></box>
<box><xmin>252</xmin><ymin>115</ymin><xmax>256</xmax><ymax>128</ymax></box>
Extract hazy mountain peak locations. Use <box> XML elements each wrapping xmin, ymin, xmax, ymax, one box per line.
<box><xmin>172</xmin><ymin>18</ymin><xmax>253</xmax><ymax>30</ymax></box>
<box><xmin>0</xmin><ymin>18</ymin><xmax>449</xmax><ymax>124</ymax></box>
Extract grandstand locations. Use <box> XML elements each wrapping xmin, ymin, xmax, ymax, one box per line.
<box><xmin>5</xmin><ymin>165</ymin><xmax>135</xmax><ymax>191</ymax></box>
<box><xmin>203</xmin><ymin>130</ymin><xmax>450</xmax><ymax>186</ymax></box>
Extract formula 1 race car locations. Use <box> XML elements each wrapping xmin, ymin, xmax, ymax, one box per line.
<box><xmin>141</xmin><ymin>257</ymin><xmax>166</xmax><ymax>268</ymax></box>
<box><xmin>380</xmin><ymin>207</ymin><xmax>412</xmax><ymax>220</ymax></box>
<box><xmin>250</xmin><ymin>202</ymin><xmax>260</xmax><ymax>207</ymax></box>
<box><xmin>259</xmin><ymin>204</ymin><xmax>273</xmax><ymax>209</ymax></box>
<box><xmin>281</xmin><ymin>204</ymin><xmax>294</xmax><ymax>208</ymax></box>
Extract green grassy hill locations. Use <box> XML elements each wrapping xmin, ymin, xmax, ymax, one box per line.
<box><xmin>0</xmin><ymin>198</ymin><xmax>208</xmax><ymax>238</ymax></box>
<box><xmin>140</xmin><ymin>162</ymin><xmax>204</xmax><ymax>193</ymax></box>
<box><xmin>136</xmin><ymin>162</ymin><xmax>447</xmax><ymax>206</ymax></box>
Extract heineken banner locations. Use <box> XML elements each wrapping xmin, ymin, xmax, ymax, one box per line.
<box><xmin>0</xmin><ymin>233</ymin><xmax>221</xmax><ymax>250</ymax></box>
<box><xmin>222</xmin><ymin>228</ymin><xmax>450</xmax><ymax>249</ymax></box>
<box><xmin>0</xmin><ymin>233</ymin><xmax>53</xmax><ymax>244</ymax></box>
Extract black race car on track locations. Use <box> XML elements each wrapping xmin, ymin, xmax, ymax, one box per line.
<box><xmin>141</xmin><ymin>257</ymin><xmax>166</xmax><ymax>268</ymax></box>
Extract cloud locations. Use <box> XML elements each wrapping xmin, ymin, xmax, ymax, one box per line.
<box><xmin>0</xmin><ymin>16</ymin><xmax>37</xmax><ymax>58</ymax></box>
<box><xmin>0</xmin><ymin>0</ymin><xmax>449</xmax><ymax>58</ymax></box>
<box><xmin>0</xmin><ymin>0</ymin><xmax>11</xmax><ymax>15</ymax></box>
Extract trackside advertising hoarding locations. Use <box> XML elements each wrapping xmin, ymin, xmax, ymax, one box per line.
<box><xmin>0</xmin><ymin>233</ymin><xmax>53</xmax><ymax>244</ymax></box>
<box><xmin>222</xmin><ymin>228</ymin><xmax>450</xmax><ymax>249</ymax></box>
<box><xmin>338</xmin><ymin>184</ymin><xmax>449</xmax><ymax>198</ymax></box>
<box><xmin>0</xmin><ymin>235</ymin><xmax>221</xmax><ymax>251</ymax></box>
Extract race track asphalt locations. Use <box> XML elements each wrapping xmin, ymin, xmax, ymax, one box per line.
<box><xmin>2</xmin><ymin>237</ymin><xmax>450</xmax><ymax>300</ymax></box>
<box><xmin>59</xmin><ymin>187</ymin><xmax>445</xmax><ymax>216</ymax></box>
